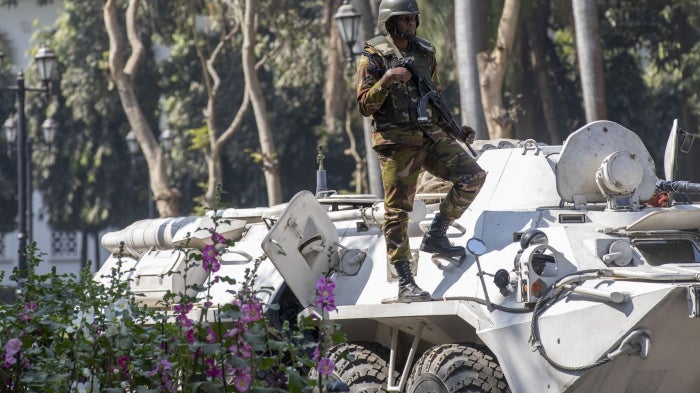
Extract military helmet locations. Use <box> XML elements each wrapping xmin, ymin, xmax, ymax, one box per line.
<box><xmin>377</xmin><ymin>0</ymin><xmax>420</xmax><ymax>34</ymax></box>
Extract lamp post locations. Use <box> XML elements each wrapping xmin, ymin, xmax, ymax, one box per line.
<box><xmin>334</xmin><ymin>1</ymin><xmax>384</xmax><ymax>198</ymax></box>
<box><xmin>0</xmin><ymin>43</ymin><xmax>57</xmax><ymax>275</ymax></box>
<box><xmin>334</xmin><ymin>0</ymin><xmax>361</xmax><ymax>67</ymax></box>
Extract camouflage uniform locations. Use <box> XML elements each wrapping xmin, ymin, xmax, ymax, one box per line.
<box><xmin>357</xmin><ymin>35</ymin><xmax>486</xmax><ymax>264</ymax></box>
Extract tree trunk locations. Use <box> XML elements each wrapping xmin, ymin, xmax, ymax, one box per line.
<box><xmin>477</xmin><ymin>0</ymin><xmax>520</xmax><ymax>139</ymax></box>
<box><xmin>194</xmin><ymin>17</ymin><xmax>252</xmax><ymax>209</ymax></box>
<box><xmin>103</xmin><ymin>0</ymin><xmax>180</xmax><ymax>217</ymax></box>
<box><xmin>525</xmin><ymin>0</ymin><xmax>560</xmax><ymax>144</ymax></box>
<box><xmin>344</xmin><ymin>101</ymin><xmax>367</xmax><ymax>193</ymax></box>
<box><xmin>455</xmin><ymin>0</ymin><xmax>487</xmax><ymax>138</ymax></box>
<box><xmin>511</xmin><ymin>19</ymin><xmax>536</xmax><ymax>141</ymax></box>
<box><xmin>324</xmin><ymin>0</ymin><xmax>345</xmax><ymax>134</ymax></box>
<box><xmin>240</xmin><ymin>0</ymin><xmax>283</xmax><ymax>206</ymax></box>
<box><xmin>572</xmin><ymin>0</ymin><xmax>607</xmax><ymax>122</ymax></box>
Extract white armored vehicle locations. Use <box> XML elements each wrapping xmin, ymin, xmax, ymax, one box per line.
<box><xmin>98</xmin><ymin>120</ymin><xmax>700</xmax><ymax>393</ymax></box>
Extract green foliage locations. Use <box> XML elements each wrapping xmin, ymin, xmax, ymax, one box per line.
<box><xmin>0</xmin><ymin>214</ymin><xmax>345</xmax><ymax>392</ymax></box>
<box><xmin>597</xmin><ymin>0</ymin><xmax>700</xmax><ymax>170</ymax></box>
<box><xmin>26</xmin><ymin>0</ymin><xmax>160</xmax><ymax>232</ymax></box>
<box><xmin>259</xmin><ymin>0</ymin><xmax>326</xmax><ymax>90</ymax></box>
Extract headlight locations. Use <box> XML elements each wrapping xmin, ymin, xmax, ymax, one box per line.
<box><xmin>520</xmin><ymin>229</ymin><xmax>548</xmax><ymax>249</ymax></box>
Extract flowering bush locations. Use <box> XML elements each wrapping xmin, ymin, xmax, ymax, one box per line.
<box><xmin>0</xmin><ymin>215</ymin><xmax>344</xmax><ymax>392</ymax></box>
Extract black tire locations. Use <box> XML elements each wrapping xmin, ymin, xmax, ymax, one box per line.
<box><xmin>312</xmin><ymin>341</ymin><xmax>398</xmax><ymax>393</ymax></box>
<box><xmin>406</xmin><ymin>343</ymin><xmax>510</xmax><ymax>393</ymax></box>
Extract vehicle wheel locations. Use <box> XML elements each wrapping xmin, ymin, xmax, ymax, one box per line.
<box><xmin>312</xmin><ymin>341</ymin><xmax>398</xmax><ymax>393</ymax></box>
<box><xmin>406</xmin><ymin>343</ymin><xmax>510</xmax><ymax>393</ymax></box>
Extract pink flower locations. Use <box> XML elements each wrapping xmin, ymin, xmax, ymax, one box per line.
<box><xmin>4</xmin><ymin>338</ymin><xmax>22</xmax><ymax>366</ymax></box>
<box><xmin>160</xmin><ymin>358</ymin><xmax>172</xmax><ymax>370</ymax></box>
<box><xmin>225</xmin><ymin>327</ymin><xmax>239</xmax><ymax>338</ymax></box>
<box><xmin>210</xmin><ymin>230</ymin><xmax>226</xmax><ymax>245</ymax></box>
<box><xmin>316</xmin><ymin>276</ymin><xmax>336</xmax><ymax>312</ymax></box>
<box><xmin>173</xmin><ymin>302</ymin><xmax>193</xmax><ymax>314</ymax></box>
<box><xmin>233</xmin><ymin>367</ymin><xmax>252</xmax><ymax>392</ymax></box>
<box><xmin>240</xmin><ymin>302</ymin><xmax>262</xmax><ymax>324</ymax></box>
<box><xmin>202</xmin><ymin>244</ymin><xmax>221</xmax><ymax>273</ymax></box>
<box><xmin>20</xmin><ymin>303</ymin><xmax>37</xmax><ymax>322</ymax></box>
<box><xmin>118</xmin><ymin>355</ymin><xmax>131</xmax><ymax>379</ymax></box>
<box><xmin>229</xmin><ymin>339</ymin><xmax>252</xmax><ymax>359</ymax></box>
<box><xmin>204</xmin><ymin>357</ymin><xmax>223</xmax><ymax>379</ymax></box>
<box><xmin>239</xmin><ymin>341</ymin><xmax>252</xmax><ymax>358</ymax></box>
<box><xmin>118</xmin><ymin>355</ymin><xmax>130</xmax><ymax>370</ymax></box>
<box><xmin>316</xmin><ymin>358</ymin><xmax>335</xmax><ymax>376</ymax></box>
<box><xmin>175</xmin><ymin>302</ymin><xmax>194</xmax><ymax>328</ymax></box>
<box><xmin>147</xmin><ymin>358</ymin><xmax>174</xmax><ymax>391</ymax></box>
<box><xmin>186</xmin><ymin>328</ymin><xmax>196</xmax><ymax>343</ymax></box>
<box><xmin>205</xmin><ymin>327</ymin><xmax>217</xmax><ymax>343</ymax></box>
<box><xmin>146</xmin><ymin>365</ymin><xmax>159</xmax><ymax>377</ymax></box>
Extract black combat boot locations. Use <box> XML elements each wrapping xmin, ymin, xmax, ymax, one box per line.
<box><xmin>395</xmin><ymin>261</ymin><xmax>431</xmax><ymax>303</ymax></box>
<box><xmin>420</xmin><ymin>213</ymin><xmax>466</xmax><ymax>258</ymax></box>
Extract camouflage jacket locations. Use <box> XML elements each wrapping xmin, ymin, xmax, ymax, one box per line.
<box><xmin>356</xmin><ymin>35</ymin><xmax>444</xmax><ymax>147</ymax></box>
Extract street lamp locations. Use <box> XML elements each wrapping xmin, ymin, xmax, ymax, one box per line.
<box><xmin>0</xmin><ymin>43</ymin><xmax>57</xmax><ymax>275</ymax></box>
<box><xmin>3</xmin><ymin>117</ymin><xmax>17</xmax><ymax>156</ymax></box>
<box><xmin>334</xmin><ymin>0</ymin><xmax>361</xmax><ymax>67</ymax></box>
<box><xmin>41</xmin><ymin>117</ymin><xmax>58</xmax><ymax>144</ymax></box>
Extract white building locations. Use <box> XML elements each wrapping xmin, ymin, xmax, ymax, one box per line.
<box><xmin>1</xmin><ymin>1</ymin><xmax>108</xmax><ymax>286</ymax></box>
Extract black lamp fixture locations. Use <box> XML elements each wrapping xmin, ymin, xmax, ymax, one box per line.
<box><xmin>41</xmin><ymin>117</ymin><xmax>58</xmax><ymax>144</ymax></box>
<box><xmin>3</xmin><ymin>116</ymin><xmax>59</xmax><ymax>146</ymax></box>
<box><xmin>34</xmin><ymin>45</ymin><xmax>57</xmax><ymax>88</ymax></box>
<box><xmin>334</xmin><ymin>0</ymin><xmax>362</xmax><ymax>67</ymax></box>
<box><xmin>126</xmin><ymin>128</ymin><xmax>174</xmax><ymax>156</ymax></box>
<box><xmin>3</xmin><ymin>117</ymin><xmax>17</xmax><ymax>148</ymax></box>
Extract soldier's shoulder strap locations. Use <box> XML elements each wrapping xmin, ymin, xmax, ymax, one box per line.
<box><xmin>364</xmin><ymin>35</ymin><xmax>404</xmax><ymax>69</ymax></box>
<box><xmin>365</xmin><ymin>35</ymin><xmax>395</xmax><ymax>57</ymax></box>
<box><xmin>413</xmin><ymin>36</ymin><xmax>436</xmax><ymax>55</ymax></box>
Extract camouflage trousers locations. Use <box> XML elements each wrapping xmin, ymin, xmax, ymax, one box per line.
<box><xmin>375</xmin><ymin>133</ymin><xmax>486</xmax><ymax>265</ymax></box>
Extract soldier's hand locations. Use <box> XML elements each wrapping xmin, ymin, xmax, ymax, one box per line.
<box><xmin>380</xmin><ymin>67</ymin><xmax>411</xmax><ymax>89</ymax></box>
<box><xmin>462</xmin><ymin>125</ymin><xmax>476</xmax><ymax>145</ymax></box>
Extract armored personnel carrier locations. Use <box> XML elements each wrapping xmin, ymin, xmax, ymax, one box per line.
<box><xmin>97</xmin><ymin>120</ymin><xmax>700</xmax><ymax>392</ymax></box>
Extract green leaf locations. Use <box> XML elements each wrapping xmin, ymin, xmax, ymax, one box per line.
<box><xmin>259</xmin><ymin>356</ymin><xmax>277</xmax><ymax>370</ymax></box>
<box><xmin>331</xmin><ymin>331</ymin><xmax>347</xmax><ymax>344</ymax></box>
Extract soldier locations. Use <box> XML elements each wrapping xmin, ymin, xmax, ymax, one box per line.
<box><xmin>356</xmin><ymin>0</ymin><xmax>486</xmax><ymax>302</ymax></box>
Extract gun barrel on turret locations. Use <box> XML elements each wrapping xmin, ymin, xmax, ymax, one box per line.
<box><xmin>656</xmin><ymin>180</ymin><xmax>700</xmax><ymax>194</ymax></box>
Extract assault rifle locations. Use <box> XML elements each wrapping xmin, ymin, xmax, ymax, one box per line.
<box><xmin>403</xmin><ymin>60</ymin><xmax>477</xmax><ymax>156</ymax></box>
